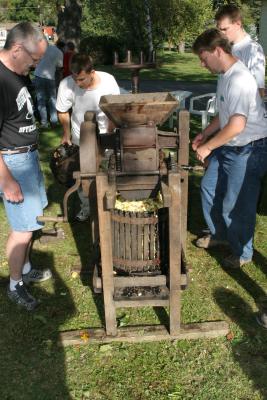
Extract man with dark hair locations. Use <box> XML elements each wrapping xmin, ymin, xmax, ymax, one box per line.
<box><xmin>56</xmin><ymin>53</ymin><xmax>120</xmax><ymax>221</ymax></box>
<box><xmin>192</xmin><ymin>28</ymin><xmax>267</xmax><ymax>268</ymax></box>
<box><xmin>215</xmin><ymin>4</ymin><xmax>265</xmax><ymax>97</ymax></box>
<box><xmin>0</xmin><ymin>22</ymin><xmax>52</xmax><ymax>311</ymax></box>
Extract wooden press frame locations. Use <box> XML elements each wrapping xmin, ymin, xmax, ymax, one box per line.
<box><xmin>59</xmin><ymin>110</ymin><xmax>228</xmax><ymax>346</ymax></box>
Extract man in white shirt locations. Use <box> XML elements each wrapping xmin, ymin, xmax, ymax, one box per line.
<box><xmin>192</xmin><ymin>28</ymin><xmax>267</xmax><ymax>269</ymax></box>
<box><xmin>34</xmin><ymin>43</ymin><xmax>63</xmax><ymax>127</ymax></box>
<box><xmin>215</xmin><ymin>4</ymin><xmax>265</xmax><ymax>97</ymax></box>
<box><xmin>56</xmin><ymin>53</ymin><xmax>120</xmax><ymax>221</ymax></box>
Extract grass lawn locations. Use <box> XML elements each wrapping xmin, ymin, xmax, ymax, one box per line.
<box><xmin>97</xmin><ymin>51</ymin><xmax>216</xmax><ymax>82</ymax></box>
<box><xmin>1</xmin><ymin>54</ymin><xmax>267</xmax><ymax>399</ymax></box>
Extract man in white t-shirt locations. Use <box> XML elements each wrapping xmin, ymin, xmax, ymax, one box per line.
<box><xmin>192</xmin><ymin>28</ymin><xmax>267</xmax><ymax>269</ymax></box>
<box><xmin>56</xmin><ymin>53</ymin><xmax>120</xmax><ymax>221</ymax></box>
<box><xmin>215</xmin><ymin>4</ymin><xmax>265</xmax><ymax>97</ymax></box>
<box><xmin>34</xmin><ymin>43</ymin><xmax>63</xmax><ymax>127</ymax></box>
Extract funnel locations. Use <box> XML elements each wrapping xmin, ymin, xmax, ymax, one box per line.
<box><xmin>99</xmin><ymin>92</ymin><xmax>179</xmax><ymax>127</ymax></box>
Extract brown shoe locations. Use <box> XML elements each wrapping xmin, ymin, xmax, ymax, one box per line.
<box><xmin>195</xmin><ymin>234</ymin><xmax>228</xmax><ymax>249</ymax></box>
<box><xmin>222</xmin><ymin>255</ymin><xmax>252</xmax><ymax>269</ymax></box>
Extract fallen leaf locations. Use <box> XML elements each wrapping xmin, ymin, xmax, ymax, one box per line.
<box><xmin>80</xmin><ymin>331</ymin><xmax>90</xmax><ymax>342</ymax></box>
<box><xmin>226</xmin><ymin>331</ymin><xmax>234</xmax><ymax>341</ymax></box>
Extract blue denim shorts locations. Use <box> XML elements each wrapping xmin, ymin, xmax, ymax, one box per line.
<box><xmin>0</xmin><ymin>150</ymin><xmax>48</xmax><ymax>231</ymax></box>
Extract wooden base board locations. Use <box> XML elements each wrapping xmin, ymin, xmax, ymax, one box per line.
<box><xmin>59</xmin><ymin>321</ymin><xmax>229</xmax><ymax>346</ymax></box>
<box><xmin>38</xmin><ymin>228</ymin><xmax>65</xmax><ymax>244</ymax></box>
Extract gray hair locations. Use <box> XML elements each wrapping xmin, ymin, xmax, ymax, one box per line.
<box><xmin>4</xmin><ymin>22</ymin><xmax>45</xmax><ymax>52</ymax></box>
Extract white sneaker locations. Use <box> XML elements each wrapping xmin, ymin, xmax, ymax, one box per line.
<box><xmin>75</xmin><ymin>209</ymin><xmax>90</xmax><ymax>222</ymax></box>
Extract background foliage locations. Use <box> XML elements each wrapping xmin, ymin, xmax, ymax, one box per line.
<box><xmin>0</xmin><ymin>0</ymin><xmax>263</xmax><ymax>61</ymax></box>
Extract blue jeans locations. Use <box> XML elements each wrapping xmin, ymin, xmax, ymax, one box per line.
<box><xmin>34</xmin><ymin>76</ymin><xmax>58</xmax><ymax>126</ymax></box>
<box><xmin>0</xmin><ymin>150</ymin><xmax>47</xmax><ymax>231</ymax></box>
<box><xmin>201</xmin><ymin>138</ymin><xmax>267</xmax><ymax>260</ymax></box>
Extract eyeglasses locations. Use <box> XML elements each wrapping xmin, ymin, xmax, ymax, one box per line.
<box><xmin>20</xmin><ymin>45</ymin><xmax>41</xmax><ymax>65</ymax></box>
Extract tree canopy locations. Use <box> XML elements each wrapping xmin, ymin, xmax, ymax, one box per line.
<box><xmin>1</xmin><ymin>0</ymin><xmax>263</xmax><ymax>56</ymax></box>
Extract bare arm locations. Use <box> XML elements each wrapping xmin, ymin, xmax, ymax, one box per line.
<box><xmin>0</xmin><ymin>154</ymin><xmax>23</xmax><ymax>202</ymax></box>
<box><xmin>57</xmin><ymin>111</ymin><xmax>72</xmax><ymax>145</ymax></box>
<box><xmin>195</xmin><ymin>114</ymin><xmax>246</xmax><ymax>163</ymax></box>
<box><xmin>259</xmin><ymin>88</ymin><xmax>265</xmax><ymax>98</ymax></box>
<box><xmin>192</xmin><ymin>115</ymin><xmax>220</xmax><ymax>150</ymax></box>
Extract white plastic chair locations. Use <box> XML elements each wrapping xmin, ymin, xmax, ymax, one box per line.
<box><xmin>119</xmin><ymin>87</ymin><xmax>130</xmax><ymax>94</ymax></box>
<box><xmin>168</xmin><ymin>90</ymin><xmax>192</xmax><ymax>129</ymax></box>
<box><xmin>189</xmin><ymin>93</ymin><xmax>217</xmax><ymax>129</ymax></box>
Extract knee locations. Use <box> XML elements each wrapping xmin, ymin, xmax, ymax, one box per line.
<box><xmin>10</xmin><ymin>231</ymin><xmax>33</xmax><ymax>245</ymax></box>
<box><xmin>200</xmin><ymin>177</ymin><xmax>213</xmax><ymax>198</ymax></box>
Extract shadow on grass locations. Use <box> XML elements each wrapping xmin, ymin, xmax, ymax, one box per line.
<box><xmin>187</xmin><ymin>173</ymin><xmax>206</xmax><ymax>238</ymax></box>
<box><xmin>208</xmin><ymin>246</ymin><xmax>267</xmax><ymax>306</ymax></box>
<box><xmin>0</xmin><ymin>249</ymin><xmax>75</xmax><ymax>400</ymax></box>
<box><xmin>214</xmin><ymin>287</ymin><xmax>267</xmax><ymax>400</ymax></box>
<box><xmin>44</xmin><ymin>173</ymin><xmax>106</xmax><ymax>327</ymax></box>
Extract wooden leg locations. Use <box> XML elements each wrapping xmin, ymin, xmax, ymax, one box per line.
<box><xmin>168</xmin><ymin>172</ymin><xmax>181</xmax><ymax>336</ymax></box>
<box><xmin>178</xmin><ymin>110</ymin><xmax>189</xmax><ymax>254</ymax></box>
<box><xmin>96</xmin><ymin>173</ymin><xmax>117</xmax><ymax>336</ymax></box>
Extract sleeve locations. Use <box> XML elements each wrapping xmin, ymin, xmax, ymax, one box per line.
<box><xmin>248</xmin><ymin>43</ymin><xmax>266</xmax><ymax>89</ymax></box>
<box><xmin>56</xmin><ymin>77</ymin><xmax>74</xmax><ymax>112</ymax></box>
<box><xmin>0</xmin><ymin>106</ymin><xmax>3</xmax><ymax>132</ymax></box>
<box><xmin>106</xmin><ymin>74</ymin><xmax>120</xmax><ymax>95</ymax></box>
<box><xmin>226</xmin><ymin>74</ymin><xmax>253</xmax><ymax>119</ymax></box>
<box><xmin>111</xmin><ymin>76</ymin><xmax>120</xmax><ymax>95</ymax></box>
<box><xmin>0</xmin><ymin>83</ymin><xmax>6</xmax><ymax>133</ymax></box>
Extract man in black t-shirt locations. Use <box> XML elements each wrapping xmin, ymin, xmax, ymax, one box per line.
<box><xmin>0</xmin><ymin>22</ymin><xmax>52</xmax><ymax>311</ymax></box>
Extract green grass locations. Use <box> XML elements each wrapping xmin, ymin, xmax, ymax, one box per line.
<box><xmin>1</xmin><ymin>122</ymin><xmax>267</xmax><ymax>400</ymax></box>
<box><xmin>96</xmin><ymin>51</ymin><xmax>216</xmax><ymax>82</ymax></box>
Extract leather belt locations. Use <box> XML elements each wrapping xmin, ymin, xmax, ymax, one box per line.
<box><xmin>0</xmin><ymin>143</ymin><xmax>38</xmax><ymax>155</ymax></box>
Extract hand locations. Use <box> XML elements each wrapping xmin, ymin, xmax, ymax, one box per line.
<box><xmin>61</xmin><ymin>135</ymin><xmax>72</xmax><ymax>146</ymax></box>
<box><xmin>196</xmin><ymin>144</ymin><xmax>212</xmax><ymax>163</ymax></box>
<box><xmin>192</xmin><ymin>133</ymin><xmax>205</xmax><ymax>151</ymax></box>
<box><xmin>2</xmin><ymin>177</ymin><xmax>23</xmax><ymax>203</ymax></box>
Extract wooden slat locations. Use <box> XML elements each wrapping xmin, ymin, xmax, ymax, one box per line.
<box><xmin>131</xmin><ymin>213</ymin><xmax>137</xmax><ymax>261</ymax></box>
<box><xmin>150</xmin><ymin>215</ymin><xmax>155</xmax><ymax>261</ymax></box>
<box><xmin>113</xmin><ymin>210</ymin><xmax>119</xmax><ymax>257</ymax></box>
<box><xmin>89</xmin><ymin>180</ymin><xmax>99</xmax><ymax>248</ymax></box>
<box><xmin>125</xmin><ymin>211</ymin><xmax>131</xmax><ymax>262</ymax></box>
<box><xmin>168</xmin><ymin>172</ymin><xmax>181</xmax><ymax>335</ymax></box>
<box><xmin>137</xmin><ymin>213</ymin><xmax>143</xmax><ymax>261</ymax></box>
<box><xmin>114</xmin><ymin>299</ymin><xmax>170</xmax><ymax>308</ymax></box>
<box><xmin>59</xmin><ymin>321</ymin><xmax>229</xmax><ymax>346</ymax></box>
<box><xmin>160</xmin><ymin>181</ymin><xmax>172</xmax><ymax>207</ymax></box>
<box><xmin>96</xmin><ymin>173</ymin><xmax>117</xmax><ymax>336</ymax></box>
<box><xmin>143</xmin><ymin>214</ymin><xmax>149</xmax><ymax>262</ymax></box>
<box><xmin>112</xmin><ymin>213</ymin><xmax>115</xmax><ymax>258</ymax></box>
<box><xmin>178</xmin><ymin>110</ymin><xmax>189</xmax><ymax>254</ymax></box>
<box><xmin>119</xmin><ymin>212</ymin><xmax>125</xmax><ymax>260</ymax></box>
<box><xmin>114</xmin><ymin>275</ymin><xmax>166</xmax><ymax>287</ymax></box>
<box><xmin>93</xmin><ymin>273</ymin><xmax>187</xmax><ymax>290</ymax></box>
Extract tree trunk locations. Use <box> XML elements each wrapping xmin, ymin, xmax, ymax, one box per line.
<box><xmin>144</xmin><ymin>0</ymin><xmax>154</xmax><ymax>61</ymax></box>
<box><xmin>56</xmin><ymin>0</ymin><xmax>82</xmax><ymax>47</ymax></box>
<box><xmin>178</xmin><ymin>41</ymin><xmax>185</xmax><ymax>53</ymax></box>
